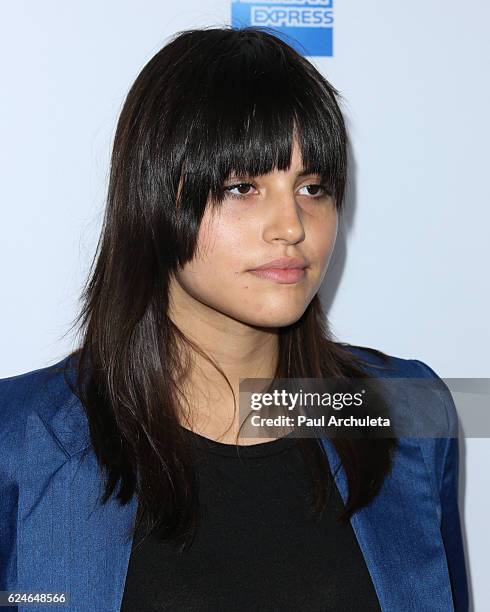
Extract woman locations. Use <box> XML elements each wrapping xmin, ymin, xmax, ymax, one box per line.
<box><xmin>0</xmin><ymin>26</ymin><xmax>468</xmax><ymax>611</ymax></box>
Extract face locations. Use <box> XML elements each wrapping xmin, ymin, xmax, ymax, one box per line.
<box><xmin>169</xmin><ymin>138</ymin><xmax>338</xmax><ymax>329</ymax></box>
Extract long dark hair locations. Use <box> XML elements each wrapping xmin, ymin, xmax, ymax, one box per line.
<box><xmin>62</xmin><ymin>26</ymin><xmax>398</xmax><ymax>549</ymax></box>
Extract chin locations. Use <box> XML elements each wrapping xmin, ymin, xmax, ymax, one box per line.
<box><xmin>242</xmin><ymin>308</ymin><xmax>306</xmax><ymax>328</ymax></box>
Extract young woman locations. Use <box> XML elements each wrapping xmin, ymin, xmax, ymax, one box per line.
<box><xmin>0</xmin><ymin>26</ymin><xmax>468</xmax><ymax>612</ymax></box>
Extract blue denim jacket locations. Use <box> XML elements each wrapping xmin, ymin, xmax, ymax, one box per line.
<box><xmin>0</xmin><ymin>345</ymin><xmax>469</xmax><ymax>611</ymax></box>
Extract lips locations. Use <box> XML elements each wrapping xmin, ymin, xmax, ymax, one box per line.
<box><xmin>248</xmin><ymin>257</ymin><xmax>308</xmax><ymax>271</ymax></box>
<box><xmin>247</xmin><ymin>267</ymin><xmax>306</xmax><ymax>284</ymax></box>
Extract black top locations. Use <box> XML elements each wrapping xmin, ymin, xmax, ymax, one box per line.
<box><xmin>120</xmin><ymin>429</ymin><xmax>381</xmax><ymax>612</ymax></box>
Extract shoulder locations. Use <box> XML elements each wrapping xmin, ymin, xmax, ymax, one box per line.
<box><xmin>339</xmin><ymin>342</ymin><xmax>444</xmax><ymax>380</ymax></box>
<box><xmin>0</xmin><ymin>355</ymin><xmax>84</xmax><ymax>471</ymax></box>
<box><xmin>340</xmin><ymin>342</ymin><xmax>459</xmax><ymax>494</ymax></box>
<box><xmin>0</xmin><ymin>355</ymin><xmax>76</xmax><ymax>430</ymax></box>
<box><xmin>340</xmin><ymin>341</ymin><xmax>457</xmax><ymax>436</ymax></box>
<box><xmin>339</xmin><ymin>342</ymin><xmax>456</xmax><ymax>432</ymax></box>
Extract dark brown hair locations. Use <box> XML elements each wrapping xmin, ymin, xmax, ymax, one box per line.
<box><xmin>62</xmin><ymin>26</ymin><xmax>398</xmax><ymax>550</ymax></box>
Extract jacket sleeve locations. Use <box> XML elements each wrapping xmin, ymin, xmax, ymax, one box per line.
<box><xmin>0</xmin><ymin>463</ymin><xmax>18</xmax><ymax>612</ymax></box>
<box><xmin>411</xmin><ymin>359</ymin><xmax>470</xmax><ymax>612</ymax></box>
<box><xmin>0</xmin><ymin>373</ymin><xmax>31</xmax><ymax>612</ymax></box>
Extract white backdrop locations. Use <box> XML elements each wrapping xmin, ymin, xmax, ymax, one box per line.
<box><xmin>1</xmin><ymin>2</ymin><xmax>488</xmax><ymax>609</ymax></box>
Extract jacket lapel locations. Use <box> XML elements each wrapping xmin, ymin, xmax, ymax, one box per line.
<box><xmin>18</xmin><ymin>395</ymin><xmax>137</xmax><ymax>612</ymax></box>
<box><xmin>321</xmin><ymin>436</ymin><xmax>455</xmax><ymax>611</ymax></box>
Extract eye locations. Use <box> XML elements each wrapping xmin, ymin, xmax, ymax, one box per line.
<box><xmin>224</xmin><ymin>182</ymin><xmax>256</xmax><ymax>199</ymax></box>
<box><xmin>298</xmin><ymin>183</ymin><xmax>331</xmax><ymax>198</ymax></box>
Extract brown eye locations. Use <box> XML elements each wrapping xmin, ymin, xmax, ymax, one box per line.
<box><xmin>225</xmin><ymin>183</ymin><xmax>255</xmax><ymax>198</ymax></box>
<box><xmin>298</xmin><ymin>184</ymin><xmax>330</xmax><ymax>198</ymax></box>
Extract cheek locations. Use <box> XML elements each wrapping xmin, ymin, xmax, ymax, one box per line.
<box><xmin>177</xmin><ymin>257</ymin><xmax>263</xmax><ymax>324</ymax></box>
<box><xmin>178</xmin><ymin>219</ymin><xmax>250</xmax><ymax>298</ymax></box>
<box><xmin>309</xmin><ymin>211</ymin><xmax>338</xmax><ymax>262</ymax></box>
<box><xmin>198</xmin><ymin>213</ymin><xmax>252</xmax><ymax>280</ymax></box>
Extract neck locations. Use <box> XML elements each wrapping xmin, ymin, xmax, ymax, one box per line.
<box><xmin>169</xmin><ymin>283</ymin><xmax>280</xmax><ymax>443</ymax></box>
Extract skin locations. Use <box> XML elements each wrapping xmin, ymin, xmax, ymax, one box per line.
<box><xmin>168</xmin><ymin>138</ymin><xmax>338</xmax><ymax>444</ymax></box>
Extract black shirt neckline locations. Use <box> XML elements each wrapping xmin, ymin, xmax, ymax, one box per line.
<box><xmin>180</xmin><ymin>425</ymin><xmax>299</xmax><ymax>458</ymax></box>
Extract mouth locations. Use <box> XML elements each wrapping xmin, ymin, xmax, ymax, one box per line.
<box><xmin>247</xmin><ymin>267</ymin><xmax>307</xmax><ymax>284</ymax></box>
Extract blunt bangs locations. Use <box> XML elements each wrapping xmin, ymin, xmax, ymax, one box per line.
<box><xmin>165</xmin><ymin>27</ymin><xmax>348</xmax><ymax>214</ymax></box>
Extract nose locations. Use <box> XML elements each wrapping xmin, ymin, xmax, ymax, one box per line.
<box><xmin>262</xmin><ymin>192</ymin><xmax>305</xmax><ymax>245</ymax></box>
